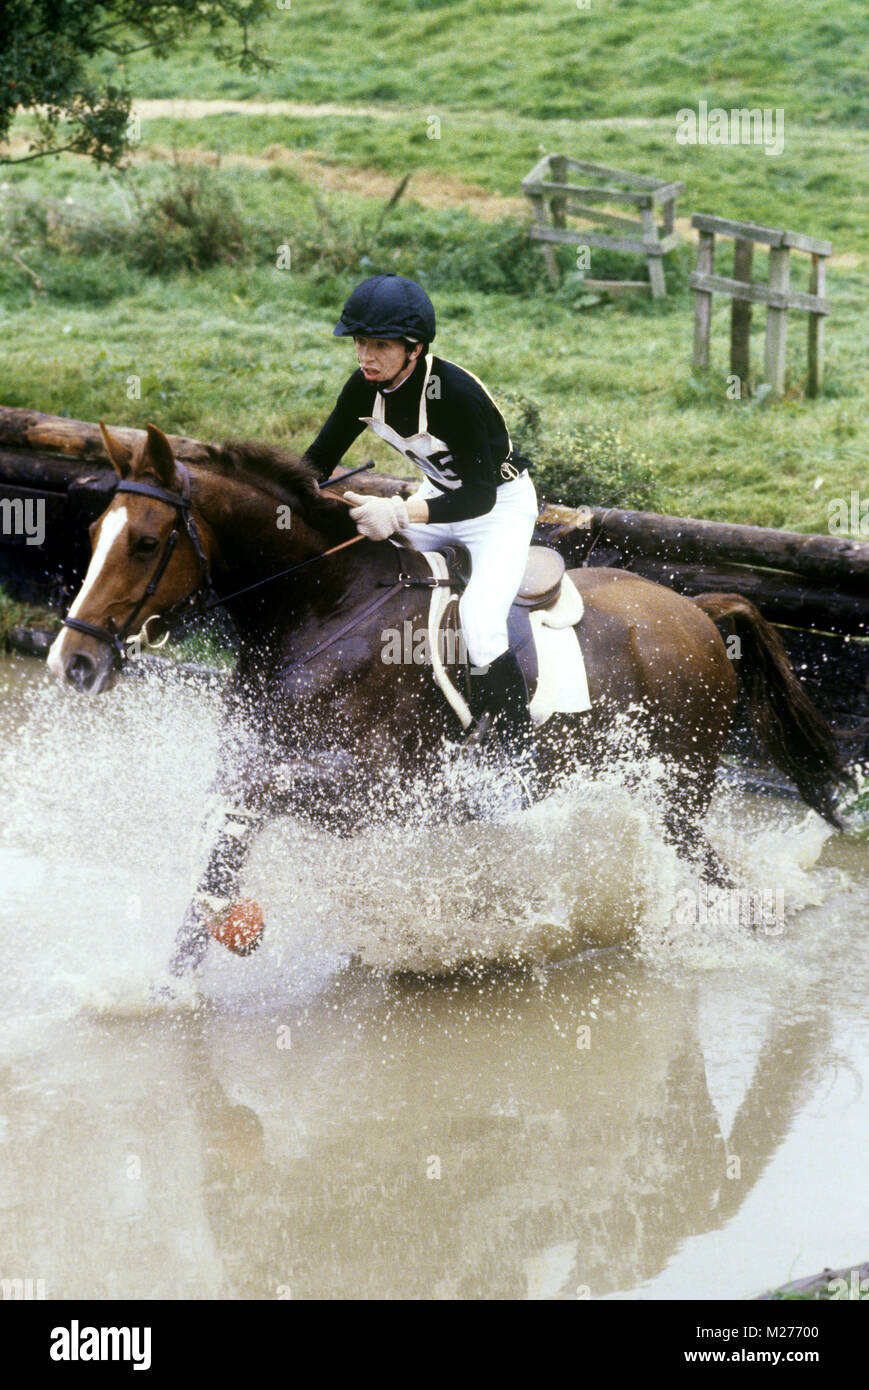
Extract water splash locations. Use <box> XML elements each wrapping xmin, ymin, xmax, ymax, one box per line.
<box><xmin>0</xmin><ymin>657</ymin><xmax>847</xmax><ymax>1004</ymax></box>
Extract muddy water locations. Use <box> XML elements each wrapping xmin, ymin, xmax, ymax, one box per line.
<box><xmin>0</xmin><ymin>651</ymin><xmax>867</xmax><ymax>1300</ymax></box>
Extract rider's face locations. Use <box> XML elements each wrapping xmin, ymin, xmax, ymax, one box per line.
<box><xmin>354</xmin><ymin>336</ymin><xmax>420</xmax><ymax>385</ymax></box>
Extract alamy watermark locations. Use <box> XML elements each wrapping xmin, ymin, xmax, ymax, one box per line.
<box><xmin>0</xmin><ymin>495</ymin><xmax>45</xmax><ymax>546</ymax></box>
<box><xmin>828</xmin><ymin>490</ymin><xmax>868</xmax><ymax>537</ymax></box>
<box><xmin>675</xmin><ymin>884</ymin><xmax>785</xmax><ymax>934</ymax></box>
<box><xmin>381</xmin><ymin>621</ymin><xmax>487</xmax><ymax>674</ymax></box>
<box><xmin>1</xmin><ymin>1276</ymin><xmax>46</xmax><ymax>1300</ymax></box>
<box><xmin>827</xmin><ymin>1269</ymin><xmax>869</xmax><ymax>1300</ymax></box>
<box><xmin>675</xmin><ymin>100</ymin><xmax>784</xmax><ymax>157</ymax></box>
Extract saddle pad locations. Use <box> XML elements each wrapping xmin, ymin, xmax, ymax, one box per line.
<box><xmin>419</xmin><ymin>552</ymin><xmax>591</xmax><ymax>728</ymax></box>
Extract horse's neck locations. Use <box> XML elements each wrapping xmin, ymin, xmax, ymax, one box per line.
<box><xmin>193</xmin><ymin>472</ymin><xmax>319</xmax><ymax>585</ymax></box>
<box><xmin>191</xmin><ymin>469</ymin><xmax>387</xmax><ymax>634</ymax></box>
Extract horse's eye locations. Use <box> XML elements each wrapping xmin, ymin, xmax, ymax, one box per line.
<box><xmin>135</xmin><ymin>535</ymin><xmax>160</xmax><ymax>555</ymax></box>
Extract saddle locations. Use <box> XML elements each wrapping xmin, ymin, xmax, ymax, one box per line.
<box><xmin>442</xmin><ymin>543</ymin><xmax>566</xmax><ymax>610</ymax></box>
<box><xmin>425</xmin><ymin>543</ymin><xmax>588</xmax><ymax>727</ymax></box>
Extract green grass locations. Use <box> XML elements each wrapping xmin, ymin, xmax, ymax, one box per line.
<box><xmin>0</xmin><ymin>584</ymin><xmax>60</xmax><ymax>647</ymax></box>
<box><xmin>1</xmin><ymin>1</ymin><xmax>867</xmax><ymax>532</ymax></box>
<box><xmin>106</xmin><ymin>0</ymin><xmax>869</xmax><ymax>127</ymax></box>
<box><xmin>1</xmin><ymin>218</ymin><xmax>864</xmax><ymax>530</ymax></box>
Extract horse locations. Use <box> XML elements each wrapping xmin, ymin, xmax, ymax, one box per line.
<box><xmin>46</xmin><ymin>422</ymin><xmax>847</xmax><ymax>974</ymax></box>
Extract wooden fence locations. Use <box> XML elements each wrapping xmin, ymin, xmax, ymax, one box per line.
<box><xmin>690</xmin><ymin>214</ymin><xmax>832</xmax><ymax>397</ymax></box>
<box><xmin>522</xmin><ymin>154</ymin><xmax>683</xmax><ymax>298</ymax></box>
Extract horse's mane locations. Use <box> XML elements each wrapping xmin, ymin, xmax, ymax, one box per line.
<box><xmin>201</xmin><ymin>439</ymin><xmax>356</xmax><ymax>537</ymax></box>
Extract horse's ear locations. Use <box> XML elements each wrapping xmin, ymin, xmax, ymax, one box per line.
<box><xmin>144</xmin><ymin>424</ymin><xmax>177</xmax><ymax>488</ymax></box>
<box><xmin>98</xmin><ymin>421</ymin><xmax>133</xmax><ymax>478</ymax></box>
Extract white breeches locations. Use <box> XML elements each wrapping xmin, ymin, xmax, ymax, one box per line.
<box><xmin>399</xmin><ymin>471</ymin><xmax>539</xmax><ymax>668</ymax></box>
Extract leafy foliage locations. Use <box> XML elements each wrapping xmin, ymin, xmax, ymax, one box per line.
<box><xmin>0</xmin><ymin>1</ymin><xmax>270</xmax><ymax>166</ymax></box>
<box><xmin>500</xmin><ymin>392</ymin><xmax>660</xmax><ymax>511</ymax></box>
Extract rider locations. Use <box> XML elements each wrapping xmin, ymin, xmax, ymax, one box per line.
<box><xmin>300</xmin><ymin>272</ymin><xmax>539</xmax><ymax>755</ymax></box>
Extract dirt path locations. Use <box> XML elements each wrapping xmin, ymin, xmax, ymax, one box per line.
<box><xmin>140</xmin><ymin>142</ymin><xmax>528</xmax><ymax>220</ymax></box>
<box><xmin>130</xmin><ymin>99</ymin><xmax>668</xmax><ymax>222</ymax></box>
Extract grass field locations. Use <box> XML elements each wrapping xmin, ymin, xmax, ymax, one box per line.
<box><xmin>0</xmin><ymin>0</ymin><xmax>866</xmax><ymax>531</ymax></box>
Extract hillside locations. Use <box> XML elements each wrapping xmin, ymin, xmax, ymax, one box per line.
<box><xmin>0</xmin><ymin>0</ymin><xmax>866</xmax><ymax>531</ymax></box>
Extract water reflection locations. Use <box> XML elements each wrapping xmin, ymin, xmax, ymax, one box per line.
<box><xmin>0</xmin><ymin>954</ymin><xmax>833</xmax><ymax>1299</ymax></box>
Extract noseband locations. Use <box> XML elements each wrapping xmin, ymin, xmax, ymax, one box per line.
<box><xmin>63</xmin><ymin>463</ymin><xmax>210</xmax><ymax>667</ymax></box>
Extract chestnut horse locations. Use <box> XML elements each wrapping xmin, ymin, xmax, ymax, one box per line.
<box><xmin>47</xmin><ymin>424</ymin><xmax>846</xmax><ymax>974</ymax></box>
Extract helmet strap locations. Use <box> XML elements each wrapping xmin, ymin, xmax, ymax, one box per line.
<box><xmin>381</xmin><ymin>343</ymin><xmax>421</xmax><ymax>392</ymax></box>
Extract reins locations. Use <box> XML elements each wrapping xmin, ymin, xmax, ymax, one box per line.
<box><xmin>200</xmin><ymin>532</ymin><xmax>364</xmax><ymax>614</ymax></box>
<box><xmin>62</xmin><ymin>457</ymin><xmax>408</xmax><ymax>667</ymax></box>
<box><xmin>198</xmin><ymin>459</ymin><xmax>377</xmax><ymax>613</ymax></box>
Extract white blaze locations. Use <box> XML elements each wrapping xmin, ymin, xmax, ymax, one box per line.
<box><xmin>47</xmin><ymin>505</ymin><xmax>129</xmax><ymax>676</ymax></box>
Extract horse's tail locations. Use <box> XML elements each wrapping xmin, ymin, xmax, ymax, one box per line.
<box><xmin>693</xmin><ymin>592</ymin><xmax>849</xmax><ymax>827</ymax></box>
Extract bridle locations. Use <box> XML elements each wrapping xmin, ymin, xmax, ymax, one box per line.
<box><xmin>61</xmin><ymin>456</ymin><xmax>419</xmax><ymax>675</ymax></box>
<box><xmin>62</xmin><ymin>462</ymin><xmax>211</xmax><ymax>667</ymax></box>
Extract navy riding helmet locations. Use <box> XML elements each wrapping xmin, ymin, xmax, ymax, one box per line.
<box><xmin>333</xmin><ymin>273</ymin><xmax>436</xmax><ymax>343</ymax></box>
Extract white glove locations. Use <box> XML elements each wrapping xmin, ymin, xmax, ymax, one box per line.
<box><xmin>344</xmin><ymin>491</ymin><xmax>410</xmax><ymax>541</ymax></box>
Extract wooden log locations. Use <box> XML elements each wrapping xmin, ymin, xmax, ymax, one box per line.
<box><xmin>564</xmin><ymin>201</ymin><xmax>645</xmax><ymax>233</ymax></box>
<box><xmin>692</xmin><ymin>231</ymin><xmax>715</xmax><ymax>369</ymax></box>
<box><xmin>4</xmin><ymin>410</ymin><xmax>865</xmax><ymax>587</ymax></box>
<box><xmin>531</xmin><ymin>226</ymin><xmax>648</xmax><ymax>254</ymax></box>
<box><xmin>626</xmin><ymin>557</ymin><xmax>869</xmax><ymax>637</ymax></box>
<box><xmin>649</xmin><ymin>181</ymin><xmax>684</xmax><ymax>205</ymax></box>
<box><xmin>689</xmin><ymin>215</ymin><xmax>833</xmax><ymax>258</ymax></box>
<box><xmin>764</xmin><ymin>246</ymin><xmax>791</xmax><ymax>394</ymax></box>
<box><xmin>0</xmin><ymin>445</ymin><xmax>106</xmax><ymax>491</ymax></box>
<box><xmin>780</xmin><ymin>229</ymin><xmax>834</xmax><ymax>257</ymax></box>
<box><xmin>527</xmin><ymin>192</ymin><xmax>560</xmax><ymax>286</ymax></box>
<box><xmin>807</xmin><ymin>253</ymin><xmax>826</xmax><ymax>397</ymax></box>
<box><xmin>729</xmin><ymin>238</ymin><xmax>754</xmax><ymax>397</ymax></box>
<box><xmin>560</xmin><ymin>158</ymin><xmax>666</xmax><ymax>189</ymax></box>
<box><xmin>0</xmin><ymin>436</ymin><xmax>413</xmax><ymax>509</ymax></box>
<box><xmin>691</xmin><ymin>214</ymin><xmax>787</xmax><ymax>248</ymax></box>
<box><xmin>0</xmin><ymin>407</ymin><xmax>213</xmax><ymax>465</ymax></box>
<box><xmin>547</xmin><ymin>501</ymin><xmax>869</xmax><ymax>589</ymax></box>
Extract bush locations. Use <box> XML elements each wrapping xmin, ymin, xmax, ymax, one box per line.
<box><xmin>129</xmin><ymin>166</ymin><xmax>248</xmax><ymax>274</ymax></box>
<box><xmin>0</xmin><ymin>166</ymin><xmax>250</xmax><ymax>288</ymax></box>
<box><xmin>500</xmin><ymin>391</ymin><xmax>660</xmax><ymax>510</ymax></box>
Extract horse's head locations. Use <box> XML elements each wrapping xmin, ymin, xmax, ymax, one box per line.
<box><xmin>47</xmin><ymin>422</ymin><xmax>209</xmax><ymax>693</ymax></box>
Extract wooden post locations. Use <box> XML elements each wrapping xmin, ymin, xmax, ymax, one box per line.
<box><xmin>528</xmin><ymin>191</ymin><xmax>560</xmax><ymax>286</ymax></box>
<box><xmin>729</xmin><ymin>238</ymin><xmax>754</xmax><ymax>397</ymax></box>
<box><xmin>692</xmin><ymin>231</ymin><xmax>715</xmax><ymax>368</ymax></box>
<box><xmin>543</xmin><ymin>154</ymin><xmax>568</xmax><ymax>286</ymax></box>
<box><xmin>549</xmin><ymin>154</ymin><xmax>568</xmax><ymax>232</ymax></box>
<box><xmin>641</xmin><ymin>205</ymin><xmax>666</xmax><ymax>298</ymax></box>
<box><xmin>764</xmin><ymin>246</ymin><xmax>791</xmax><ymax>395</ymax></box>
<box><xmin>807</xmin><ymin>253</ymin><xmax>826</xmax><ymax>397</ymax></box>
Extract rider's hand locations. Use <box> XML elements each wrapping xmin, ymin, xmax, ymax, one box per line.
<box><xmin>344</xmin><ymin>491</ymin><xmax>410</xmax><ymax>541</ymax></box>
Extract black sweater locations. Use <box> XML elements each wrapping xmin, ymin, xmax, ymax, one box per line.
<box><xmin>302</xmin><ymin>354</ymin><xmax>530</xmax><ymax>523</ymax></box>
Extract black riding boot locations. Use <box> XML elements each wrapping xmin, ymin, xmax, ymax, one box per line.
<box><xmin>464</xmin><ymin>648</ymin><xmax>537</xmax><ymax>804</ymax></box>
